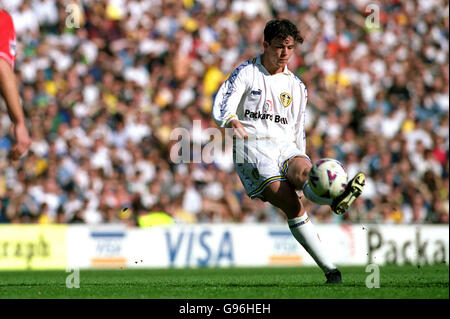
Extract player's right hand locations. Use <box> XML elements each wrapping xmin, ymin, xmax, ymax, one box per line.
<box><xmin>9</xmin><ymin>122</ymin><xmax>31</xmax><ymax>160</ymax></box>
<box><xmin>229</xmin><ymin>119</ymin><xmax>248</xmax><ymax>139</ymax></box>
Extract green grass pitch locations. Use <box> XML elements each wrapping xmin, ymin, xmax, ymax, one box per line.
<box><xmin>0</xmin><ymin>264</ymin><xmax>448</xmax><ymax>299</ymax></box>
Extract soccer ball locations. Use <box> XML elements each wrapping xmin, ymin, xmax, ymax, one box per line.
<box><xmin>308</xmin><ymin>158</ymin><xmax>348</xmax><ymax>199</ymax></box>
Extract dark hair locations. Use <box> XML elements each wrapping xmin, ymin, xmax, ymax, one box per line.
<box><xmin>263</xmin><ymin>19</ymin><xmax>303</xmax><ymax>44</ymax></box>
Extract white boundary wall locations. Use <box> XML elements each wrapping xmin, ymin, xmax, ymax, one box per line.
<box><xmin>66</xmin><ymin>224</ymin><xmax>449</xmax><ymax>269</ymax></box>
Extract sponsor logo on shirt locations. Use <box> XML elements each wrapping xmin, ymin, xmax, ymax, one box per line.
<box><xmin>262</xmin><ymin>99</ymin><xmax>272</xmax><ymax>112</ymax></box>
<box><xmin>244</xmin><ymin>109</ymin><xmax>288</xmax><ymax>124</ymax></box>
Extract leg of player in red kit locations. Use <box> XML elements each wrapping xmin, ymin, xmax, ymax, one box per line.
<box><xmin>261</xmin><ymin>156</ymin><xmax>342</xmax><ymax>284</ymax></box>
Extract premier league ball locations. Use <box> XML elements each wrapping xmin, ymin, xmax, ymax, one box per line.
<box><xmin>308</xmin><ymin>158</ymin><xmax>348</xmax><ymax>199</ymax></box>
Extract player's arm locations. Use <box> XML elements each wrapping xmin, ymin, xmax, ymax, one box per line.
<box><xmin>0</xmin><ymin>58</ymin><xmax>31</xmax><ymax>159</ymax></box>
<box><xmin>212</xmin><ymin>65</ymin><xmax>248</xmax><ymax>138</ymax></box>
<box><xmin>294</xmin><ymin>81</ymin><xmax>308</xmax><ymax>153</ymax></box>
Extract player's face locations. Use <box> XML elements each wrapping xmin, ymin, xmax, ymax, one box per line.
<box><xmin>263</xmin><ymin>36</ymin><xmax>295</xmax><ymax>70</ymax></box>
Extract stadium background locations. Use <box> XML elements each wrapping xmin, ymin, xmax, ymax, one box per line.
<box><xmin>0</xmin><ymin>0</ymin><xmax>448</xmax><ymax>226</ymax></box>
<box><xmin>0</xmin><ymin>0</ymin><xmax>448</xmax><ymax>274</ymax></box>
<box><xmin>0</xmin><ymin>0</ymin><xmax>448</xmax><ymax>301</ymax></box>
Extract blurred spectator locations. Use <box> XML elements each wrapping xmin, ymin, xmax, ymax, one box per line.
<box><xmin>0</xmin><ymin>0</ymin><xmax>448</xmax><ymax>225</ymax></box>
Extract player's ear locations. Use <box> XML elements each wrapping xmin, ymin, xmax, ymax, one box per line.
<box><xmin>263</xmin><ymin>41</ymin><xmax>269</xmax><ymax>50</ymax></box>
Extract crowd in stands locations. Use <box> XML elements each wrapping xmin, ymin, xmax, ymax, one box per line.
<box><xmin>0</xmin><ymin>0</ymin><xmax>448</xmax><ymax>225</ymax></box>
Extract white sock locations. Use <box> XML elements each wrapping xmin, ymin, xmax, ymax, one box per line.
<box><xmin>302</xmin><ymin>181</ymin><xmax>333</xmax><ymax>206</ymax></box>
<box><xmin>288</xmin><ymin>213</ymin><xmax>336</xmax><ymax>274</ymax></box>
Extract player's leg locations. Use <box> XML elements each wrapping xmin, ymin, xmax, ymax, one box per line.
<box><xmin>285</xmin><ymin>156</ymin><xmax>333</xmax><ymax>204</ymax></box>
<box><xmin>285</xmin><ymin>156</ymin><xmax>365</xmax><ymax>214</ymax></box>
<box><xmin>261</xmin><ymin>180</ymin><xmax>341</xmax><ymax>283</ymax></box>
<box><xmin>284</xmin><ymin>156</ymin><xmax>311</xmax><ymax>190</ymax></box>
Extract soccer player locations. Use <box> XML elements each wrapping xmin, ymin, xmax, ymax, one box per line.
<box><xmin>0</xmin><ymin>9</ymin><xmax>31</xmax><ymax>160</ymax></box>
<box><xmin>212</xmin><ymin>19</ymin><xmax>365</xmax><ymax>283</ymax></box>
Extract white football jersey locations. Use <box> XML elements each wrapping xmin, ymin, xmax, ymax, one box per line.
<box><xmin>212</xmin><ymin>55</ymin><xmax>308</xmax><ymax>154</ymax></box>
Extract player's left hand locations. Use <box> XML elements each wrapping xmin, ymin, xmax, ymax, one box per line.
<box><xmin>229</xmin><ymin>119</ymin><xmax>248</xmax><ymax>139</ymax></box>
<box><xmin>9</xmin><ymin>122</ymin><xmax>31</xmax><ymax>160</ymax></box>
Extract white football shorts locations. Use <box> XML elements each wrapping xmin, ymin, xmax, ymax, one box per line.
<box><xmin>233</xmin><ymin>137</ymin><xmax>310</xmax><ymax>200</ymax></box>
